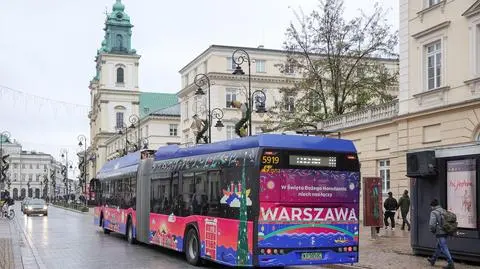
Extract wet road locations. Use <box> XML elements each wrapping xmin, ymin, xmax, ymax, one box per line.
<box><xmin>14</xmin><ymin>205</ymin><xmax>329</xmax><ymax>269</ymax></box>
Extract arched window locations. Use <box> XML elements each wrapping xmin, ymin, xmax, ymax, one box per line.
<box><xmin>116</xmin><ymin>67</ymin><xmax>124</xmax><ymax>83</ymax></box>
<box><xmin>116</xmin><ymin>34</ymin><xmax>123</xmax><ymax>49</ymax></box>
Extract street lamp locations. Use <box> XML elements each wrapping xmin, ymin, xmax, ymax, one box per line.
<box><xmin>0</xmin><ymin>131</ymin><xmax>11</xmax><ymax>188</ymax></box>
<box><xmin>128</xmin><ymin>114</ymin><xmax>141</xmax><ymax>151</ymax></box>
<box><xmin>194</xmin><ymin>73</ymin><xmax>225</xmax><ymax>143</ymax></box>
<box><xmin>77</xmin><ymin>134</ymin><xmax>88</xmax><ymax>203</ymax></box>
<box><xmin>60</xmin><ymin>149</ymin><xmax>73</xmax><ymax>198</ymax></box>
<box><xmin>116</xmin><ymin>123</ymin><xmax>131</xmax><ymax>156</ymax></box>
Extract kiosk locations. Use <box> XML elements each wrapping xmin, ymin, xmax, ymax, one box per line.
<box><xmin>408</xmin><ymin>143</ymin><xmax>480</xmax><ymax>262</ymax></box>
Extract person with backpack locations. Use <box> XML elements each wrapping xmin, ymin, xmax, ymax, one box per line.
<box><xmin>428</xmin><ymin>198</ymin><xmax>455</xmax><ymax>269</ymax></box>
<box><xmin>383</xmin><ymin>192</ymin><xmax>398</xmax><ymax>230</ymax></box>
<box><xmin>397</xmin><ymin>190</ymin><xmax>411</xmax><ymax>231</ymax></box>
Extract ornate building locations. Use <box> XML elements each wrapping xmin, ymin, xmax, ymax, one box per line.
<box><xmin>0</xmin><ymin>134</ymin><xmax>66</xmax><ymax>200</ymax></box>
<box><xmin>88</xmin><ymin>0</ymin><xmax>180</xmax><ymax>178</ymax></box>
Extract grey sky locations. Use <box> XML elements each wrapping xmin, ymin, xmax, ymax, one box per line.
<box><xmin>0</xmin><ymin>0</ymin><xmax>398</xmax><ymax>165</ymax></box>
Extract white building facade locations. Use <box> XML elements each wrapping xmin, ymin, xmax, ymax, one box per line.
<box><xmin>178</xmin><ymin>45</ymin><xmax>399</xmax><ymax>144</ymax></box>
<box><xmin>1</xmin><ymin>138</ymin><xmax>67</xmax><ymax>200</ymax></box>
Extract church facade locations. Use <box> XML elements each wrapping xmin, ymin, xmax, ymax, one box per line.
<box><xmin>88</xmin><ymin>0</ymin><xmax>180</xmax><ymax>178</ymax></box>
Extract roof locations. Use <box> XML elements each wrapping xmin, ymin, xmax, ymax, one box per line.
<box><xmin>0</xmin><ymin>134</ymin><xmax>11</xmax><ymax>144</ymax></box>
<box><xmin>96</xmin><ymin>151</ymin><xmax>140</xmax><ymax>180</ymax></box>
<box><xmin>154</xmin><ymin>134</ymin><xmax>357</xmax><ymax>161</ymax></box>
<box><xmin>179</xmin><ymin>44</ymin><xmax>399</xmax><ymax>73</ymax></box>
<box><xmin>140</xmin><ymin>92</ymin><xmax>178</xmax><ymax>118</ymax></box>
<box><xmin>149</xmin><ymin>103</ymin><xmax>180</xmax><ymax>116</ymax></box>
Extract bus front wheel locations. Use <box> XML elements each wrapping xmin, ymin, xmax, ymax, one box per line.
<box><xmin>185</xmin><ymin>228</ymin><xmax>200</xmax><ymax>266</ymax></box>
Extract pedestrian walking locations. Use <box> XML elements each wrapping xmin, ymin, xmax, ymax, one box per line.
<box><xmin>397</xmin><ymin>190</ymin><xmax>411</xmax><ymax>231</ymax></box>
<box><xmin>427</xmin><ymin>198</ymin><xmax>455</xmax><ymax>269</ymax></box>
<box><xmin>383</xmin><ymin>192</ymin><xmax>398</xmax><ymax>230</ymax></box>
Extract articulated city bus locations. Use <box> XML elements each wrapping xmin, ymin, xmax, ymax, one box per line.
<box><xmin>93</xmin><ymin>134</ymin><xmax>360</xmax><ymax>267</ymax></box>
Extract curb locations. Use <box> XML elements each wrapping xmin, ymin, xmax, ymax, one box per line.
<box><xmin>49</xmin><ymin>204</ymin><xmax>88</xmax><ymax>214</ymax></box>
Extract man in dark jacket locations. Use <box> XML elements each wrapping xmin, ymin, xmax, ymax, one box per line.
<box><xmin>383</xmin><ymin>192</ymin><xmax>398</xmax><ymax>230</ymax></box>
<box><xmin>397</xmin><ymin>190</ymin><xmax>411</xmax><ymax>231</ymax></box>
<box><xmin>428</xmin><ymin>199</ymin><xmax>454</xmax><ymax>269</ymax></box>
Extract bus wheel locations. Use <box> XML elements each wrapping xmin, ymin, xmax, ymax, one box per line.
<box><xmin>185</xmin><ymin>228</ymin><xmax>201</xmax><ymax>266</ymax></box>
<box><xmin>127</xmin><ymin>218</ymin><xmax>136</xmax><ymax>244</ymax></box>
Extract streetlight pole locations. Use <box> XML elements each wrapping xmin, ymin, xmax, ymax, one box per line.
<box><xmin>232</xmin><ymin>50</ymin><xmax>268</xmax><ymax>136</ymax></box>
<box><xmin>0</xmin><ymin>131</ymin><xmax>11</xmax><ymax>190</ymax></box>
<box><xmin>77</xmin><ymin>134</ymin><xmax>88</xmax><ymax>206</ymax></box>
<box><xmin>194</xmin><ymin>74</ymin><xmax>224</xmax><ymax>143</ymax></box>
<box><xmin>232</xmin><ymin>49</ymin><xmax>252</xmax><ymax>136</ymax></box>
<box><xmin>128</xmin><ymin>114</ymin><xmax>141</xmax><ymax>151</ymax></box>
<box><xmin>60</xmin><ymin>149</ymin><xmax>73</xmax><ymax>199</ymax></box>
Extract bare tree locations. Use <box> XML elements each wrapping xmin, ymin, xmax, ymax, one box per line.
<box><xmin>266</xmin><ymin>0</ymin><xmax>398</xmax><ymax>131</ymax></box>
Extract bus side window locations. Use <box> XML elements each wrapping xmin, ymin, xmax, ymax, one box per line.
<box><xmin>207</xmin><ymin>171</ymin><xmax>221</xmax><ymax>217</ymax></box>
<box><xmin>150</xmin><ymin>172</ymin><xmax>170</xmax><ymax>214</ymax></box>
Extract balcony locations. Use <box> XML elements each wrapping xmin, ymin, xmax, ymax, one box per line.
<box><xmin>317</xmin><ymin>100</ymin><xmax>399</xmax><ymax>131</ymax></box>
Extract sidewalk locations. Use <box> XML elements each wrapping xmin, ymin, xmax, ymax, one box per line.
<box><xmin>0</xmin><ymin>217</ymin><xmax>22</xmax><ymax>269</ymax></box>
<box><xmin>328</xmin><ymin>223</ymin><xmax>480</xmax><ymax>269</ymax></box>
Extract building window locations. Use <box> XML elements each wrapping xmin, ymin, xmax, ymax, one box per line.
<box><xmin>22</xmin><ymin>164</ymin><xmax>25</xmax><ymax>169</ymax></box>
<box><xmin>378</xmin><ymin>160</ymin><xmax>390</xmax><ymax>193</ymax></box>
<box><xmin>36</xmin><ymin>164</ymin><xmax>39</xmax><ymax>169</ymax></box>
<box><xmin>226</xmin><ymin>125</ymin><xmax>239</xmax><ymax>140</ymax></box>
<box><xmin>28</xmin><ymin>174</ymin><xmax>33</xmax><ymax>182</ymax></box>
<box><xmin>226</xmin><ymin>88</ymin><xmax>237</xmax><ymax>108</ymax></box>
<box><xmin>116</xmin><ymin>34</ymin><xmax>123</xmax><ymax>49</ymax></box>
<box><xmin>284</xmin><ymin>63</ymin><xmax>295</xmax><ymax>74</ymax></box>
<box><xmin>44</xmin><ymin>164</ymin><xmax>47</xmax><ymax>169</ymax></box>
<box><xmin>29</xmin><ymin>164</ymin><xmax>32</xmax><ymax>169</ymax></box>
<box><xmin>284</xmin><ymin>95</ymin><xmax>295</xmax><ymax>112</ymax></box>
<box><xmin>476</xmin><ymin>25</ymin><xmax>480</xmax><ymax>75</ymax></box>
<box><xmin>256</xmin><ymin>60</ymin><xmax>266</xmax><ymax>73</ymax></box>
<box><xmin>116</xmin><ymin>112</ymin><xmax>124</xmax><ymax>129</ymax></box>
<box><xmin>36</xmin><ymin>175</ymin><xmax>40</xmax><ymax>182</ymax></box>
<box><xmin>425</xmin><ymin>40</ymin><xmax>442</xmax><ymax>90</ymax></box>
<box><xmin>13</xmin><ymin>163</ymin><xmax>17</xmax><ymax>169</ymax></box>
<box><xmin>226</xmin><ymin>57</ymin><xmax>236</xmax><ymax>70</ymax></box>
<box><xmin>116</xmin><ymin>67</ymin><xmax>124</xmax><ymax>83</ymax></box>
<box><xmin>21</xmin><ymin>174</ymin><xmax>25</xmax><ymax>181</ymax></box>
<box><xmin>13</xmin><ymin>173</ymin><xmax>17</xmax><ymax>181</ymax></box>
<box><xmin>428</xmin><ymin>0</ymin><xmax>440</xmax><ymax>7</ymax></box>
<box><xmin>169</xmin><ymin>124</ymin><xmax>178</xmax><ymax>136</ymax></box>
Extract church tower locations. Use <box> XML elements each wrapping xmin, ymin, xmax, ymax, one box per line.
<box><xmin>89</xmin><ymin>0</ymin><xmax>141</xmax><ymax>175</ymax></box>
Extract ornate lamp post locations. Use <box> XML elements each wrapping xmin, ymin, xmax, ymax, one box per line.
<box><xmin>77</xmin><ymin>135</ymin><xmax>88</xmax><ymax>203</ymax></box>
<box><xmin>0</xmin><ymin>131</ymin><xmax>11</xmax><ymax>188</ymax></box>
<box><xmin>128</xmin><ymin>114</ymin><xmax>141</xmax><ymax>151</ymax></box>
<box><xmin>60</xmin><ymin>149</ymin><xmax>73</xmax><ymax>198</ymax></box>
<box><xmin>231</xmin><ymin>50</ymin><xmax>268</xmax><ymax>136</ymax></box>
<box><xmin>194</xmin><ymin>74</ymin><xmax>225</xmax><ymax>143</ymax></box>
<box><xmin>116</xmin><ymin>123</ymin><xmax>130</xmax><ymax>156</ymax></box>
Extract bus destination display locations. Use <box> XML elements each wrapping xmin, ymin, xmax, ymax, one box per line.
<box><xmin>289</xmin><ymin>155</ymin><xmax>336</xmax><ymax>167</ymax></box>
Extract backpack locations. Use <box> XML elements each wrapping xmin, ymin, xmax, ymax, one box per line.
<box><xmin>440</xmin><ymin>210</ymin><xmax>458</xmax><ymax>235</ymax></box>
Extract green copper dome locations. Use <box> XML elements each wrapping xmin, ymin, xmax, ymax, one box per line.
<box><xmin>112</xmin><ymin>0</ymin><xmax>125</xmax><ymax>12</ymax></box>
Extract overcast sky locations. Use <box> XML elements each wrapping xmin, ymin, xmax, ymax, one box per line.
<box><xmin>0</xmin><ymin>0</ymin><xmax>398</xmax><ymax>166</ymax></box>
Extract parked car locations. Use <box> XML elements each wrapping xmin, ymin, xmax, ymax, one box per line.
<box><xmin>24</xmin><ymin>199</ymin><xmax>48</xmax><ymax>216</ymax></box>
<box><xmin>21</xmin><ymin>198</ymin><xmax>31</xmax><ymax>213</ymax></box>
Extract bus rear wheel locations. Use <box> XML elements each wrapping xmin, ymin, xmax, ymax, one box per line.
<box><xmin>127</xmin><ymin>218</ymin><xmax>136</xmax><ymax>244</ymax></box>
<box><xmin>185</xmin><ymin>228</ymin><xmax>201</xmax><ymax>266</ymax></box>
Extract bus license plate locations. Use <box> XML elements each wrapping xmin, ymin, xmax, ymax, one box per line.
<box><xmin>301</xmin><ymin>252</ymin><xmax>323</xmax><ymax>260</ymax></box>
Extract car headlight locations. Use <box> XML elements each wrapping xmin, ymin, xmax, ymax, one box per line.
<box><xmin>43</xmin><ymin>205</ymin><xmax>47</xmax><ymax>210</ymax></box>
<box><xmin>27</xmin><ymin>206</ymin><xmax>32</xmax><ymax>210</ymax></box>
